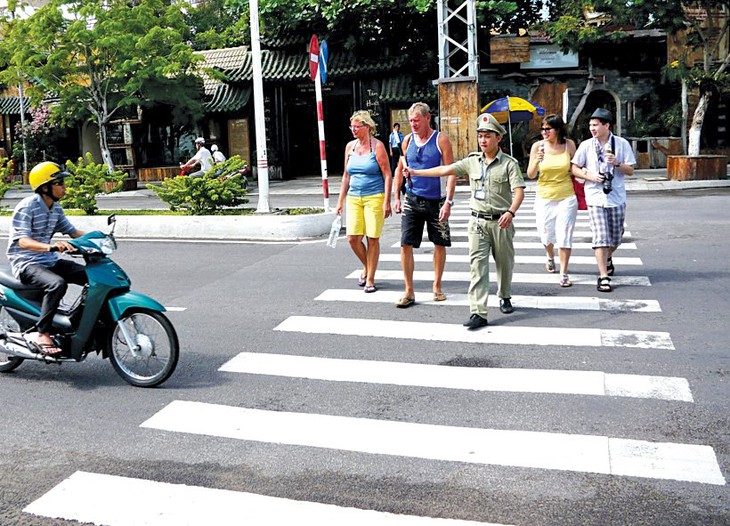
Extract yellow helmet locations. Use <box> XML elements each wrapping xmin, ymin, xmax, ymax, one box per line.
<box><xmin>29</xmin><ymin>162</ymin><xmax>69</xmax><ymax>191</ymax></box>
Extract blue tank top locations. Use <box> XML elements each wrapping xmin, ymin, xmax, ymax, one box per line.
<box><xmin>405</xmin><ymin>131</ymin><xmax>445</xmax><ymax>200</ymax></box>
<box><xmin>346</xmin><ymin>140</ymin><xmax>384</xmax><ymax>197</ymax></box>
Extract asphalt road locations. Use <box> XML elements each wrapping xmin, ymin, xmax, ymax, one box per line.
<box><xmin>0</xmin><ymin>190</ymin><xmax>729</xmax><ymax>525</ymax></box>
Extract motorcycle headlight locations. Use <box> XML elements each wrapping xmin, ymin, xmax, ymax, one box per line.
<box><xmin>88</xmin><ymin>235</ymin><xmax>117</xmax><ymax>255</ymax></box>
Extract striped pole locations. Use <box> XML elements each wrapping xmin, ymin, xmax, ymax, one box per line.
<box><xmin>314</xmin><ymin>64</ymin><xmax>329</xmax><ymax>211</ymax></box>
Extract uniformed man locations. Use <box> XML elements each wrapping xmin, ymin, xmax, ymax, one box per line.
<box><xmin>403</xmin><ymin>112</ymin><xmax>525</xmax><ymax>329</ymax></box>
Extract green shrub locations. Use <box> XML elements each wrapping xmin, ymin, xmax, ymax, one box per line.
<box><xmin>0</xmin><ymin>158</ymin><xmax>18</xmax><ymax>205</ymax></box>
<box><xmin>150</xmin><ymin>156</ymin><xmax>249</xmax><ymax>215</ymax></box>
<box><xmin>61</xmin><ymin>153</ymin><xmax>126</xmax><ymax>215</ymax></box>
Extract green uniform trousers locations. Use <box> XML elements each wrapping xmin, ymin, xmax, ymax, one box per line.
<box><xmin>468</xmin><ymin>217</ymin><xmax>515</xmax><ymax>317</ymax></box>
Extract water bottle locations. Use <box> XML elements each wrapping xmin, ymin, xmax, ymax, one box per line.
<box><xmin>326</xmin><ymin>214</ymin><xmax>342</xmax><ymax>248</ymax></box>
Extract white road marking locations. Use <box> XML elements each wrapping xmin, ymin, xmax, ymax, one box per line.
<box><xmin>347</xmin><ymin>270</ymin><xmax>651</xmax><ymax>286</ymax></box>
<box><xmin>377</xmin><ymin>253</ymin><xmax>643</xmax><ymax>266</ymax></box>
<box><xmin>315</xmin><ymin>289</ymin><xmax>661</xmax><ymax>312</ymax></box>
<box><xmin>443</xmin><ymin>230</ymin><xmax>632</xmax><ymax>239</ymax></box>
<box><xmin>220</xmin><ymin>352</ymin><xmax>692</xmax><ymax>402</ymax></box>
<box><xmin>139</xmin><ymin>401</ymin><xmax>724</xmax><ymax>485</ymax></box>
<box><xmin>25</xmin><ymin>471</ymin><xmax>502</xmax><ymax>526</ymax></box>
<box><xmin>275</xmin><ymin>316</ymin><xmax>674</xmax><ymax>350</ymax></box>
<box><xmin>164</xmin><ymin>306</ymin><xmax>187</xmax><ymax>312</ymax></box>
<box><xmin>392</xmin><ymin>241</ymin><xmax>638</xmax><ymax>250</ymax></box>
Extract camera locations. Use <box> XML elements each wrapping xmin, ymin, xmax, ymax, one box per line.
<box><xmin>602</xmin><ymin>172</ymin><xmax>613</xmax><ymax>194</ymax></box>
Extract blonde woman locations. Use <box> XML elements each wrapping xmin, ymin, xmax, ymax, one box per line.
<box><xmin>335</xmin><ymin>111</ymin><xmax>392</xmax><ymax>293</ymax></box>
<box><xmin>526</xmin><ymin>114</ymin><xmax>577</xmax><ymax>287</ymax></box>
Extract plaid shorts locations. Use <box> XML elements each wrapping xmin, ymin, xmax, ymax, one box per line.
<box><xmin>588</xmin><ymin>204</ymin><xmax>626</xmax><ymax>248</ymax></box>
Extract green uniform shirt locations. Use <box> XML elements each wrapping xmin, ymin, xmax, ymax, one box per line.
<box><xmin>453</xmin><ymin>150</ymin><xmax>525</xmax><ymax>214</ymax></box>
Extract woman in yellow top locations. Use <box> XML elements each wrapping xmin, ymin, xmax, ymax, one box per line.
<box><xmin>526</xmin><ymin>115</ymin><xmax>577</xmax><ymax>287</ymax></box>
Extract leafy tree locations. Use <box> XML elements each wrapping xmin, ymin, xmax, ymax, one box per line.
<box><xmin>185</xmin><ymin>0</ymin><xmax>250</xmax><ymax>50</ymax></box>
<box><xmin>542</xmin><ymin>0</ymin><xmax>730</xmax><ymax>155</ymax></box>
<box><xmin>0</xmin><ymin>0</ymin><xmax>207</xmax><ymax>170</ymax></box>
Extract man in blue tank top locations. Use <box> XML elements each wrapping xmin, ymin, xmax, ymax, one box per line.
<box><xmin>393</xmin><ymin>102</ymin><xmax>455</xmax><ymax>307</ymax></box>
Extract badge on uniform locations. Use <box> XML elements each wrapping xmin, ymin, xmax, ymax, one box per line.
<box><xmin>474</xmin><ymin>189</ymin><xmax>486</xmax><ymax>201</ymax></box>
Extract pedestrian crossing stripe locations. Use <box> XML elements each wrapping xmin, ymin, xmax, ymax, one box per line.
<box><xmin>24</xmin><ymin>471</ymin><xmax>503</xmax><ymax>526</ymax></box>
<box><xmin>392</xmin><ymin>241</ymin><xmax>638</xmax><ymax>250</ymax></box>
<box><xmin>347</xmin><ymin>270</ymin><xmax>651</xmax><ymax>287</ymax></box>
<box><xmin>430</xmin><ymin>230</ymin><xmax>632</xmax><ymax>239</ymax></box>
<box><xmin>275</xmin><ymin>316</ymin><xmax>674</xmax><ymax>349</ymax></box>
<box><xmin>377</xmin><ymin>254</ymin><xmax>644</xmax><ymax>266</ymax></box>
<box><xmin>140</xmin><ymin>401</ymin><xmax>724</xmax><ymax>485</ymax></box>
<box><xmin>219</xmin><ymin>352</ymin><xmax>691</xmax><ymax>401</ymax></box>
<box><xmin>315</xmin><ymin>289</ymin><xmax>661</xmax><ymax>312</ymax></box>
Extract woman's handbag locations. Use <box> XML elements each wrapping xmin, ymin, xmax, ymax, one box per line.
<box><xmin>571</xmin><ymin>175</ymin><xmax>587</xmax><ymax>210</ymax></box>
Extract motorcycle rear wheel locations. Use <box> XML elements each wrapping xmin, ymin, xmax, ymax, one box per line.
<box><xmin>0</xmin><ymin>307</ymin><xmax>24</xmax><ymax>372</ymax></box>
<box><xmin>108</xmin><ymin>310</ymin><xmax>179</xmax><ymax>387</ymax></box>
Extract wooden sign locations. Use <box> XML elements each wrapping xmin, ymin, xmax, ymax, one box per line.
<box><xmin>490</xmin><ymin>36</ymin><xmax>530</xmax><ymax>64</ymax></box>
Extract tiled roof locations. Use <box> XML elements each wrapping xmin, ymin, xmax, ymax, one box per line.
<box><xmin>197</xmin><ymin>46</ymin><xmax>249</xmax><ymax>95</ymax></box>
<box><xmin>198</xmin><ymin>47</ymin><xmax>410</xmax><ymax>84</ymax></box>
<box><xmin>0</xmin><ymin>97</ymin><xmax>22</xmax><ymax>114</ymax></box>
<box><xmin>205</xmin><ymin>84</ymin><xmax>251</xmax><ymax>113</ymax></box>
<box><xmin>196</xmin><ymin>46</ymin><xmax>416</xmax><ymax>112</ymax></box>
<box><xmin>380</xmin><ymin>76</ymin><xmax>437</xmax><ymax>104</ymax></box>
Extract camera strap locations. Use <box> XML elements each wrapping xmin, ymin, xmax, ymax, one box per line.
<box><xmin>594</xmin><ymin>135</ymin><xmax>616</xmax><ymax>174</ymax></box>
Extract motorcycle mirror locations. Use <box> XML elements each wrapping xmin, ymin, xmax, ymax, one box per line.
<box><xmin>107</xmin><ymin>214</ymin><xmax>117</xmax><ymax>236</ymax></box>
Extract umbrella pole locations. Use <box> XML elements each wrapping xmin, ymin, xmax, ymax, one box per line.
<box><xmin>508</xmin><ymin>118</ymin><xmax>513</xmax><ymax>156</ymax></box>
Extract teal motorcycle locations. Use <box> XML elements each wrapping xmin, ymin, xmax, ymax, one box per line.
<box><xmin>0</xmin><ymin>216</ymin><xmax>178</xmax><ymax>387</ymax></box>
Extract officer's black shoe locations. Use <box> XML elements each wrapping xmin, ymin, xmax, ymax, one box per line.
<box><xmin>499</xmin><ymin>298</ymin><xmax>514</xmax><ymax>314</ymax></box>
<box><xmin>463</xmin><ymin>314</ymin><xmax>488</xmax><ymax>329</ymax></box>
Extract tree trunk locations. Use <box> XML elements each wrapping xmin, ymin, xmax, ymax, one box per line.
<box><xmin>688</xmin><ymin>91</ymin><xmax>711</xmax><ymax>156</ymax></box>
<box><xmin>98</xmin><ymin>121</ymin><xmax>115</xmax><ymax>171</ymax></box>
<box><xmin>568</xmin><ymin>59</ymin><xmax>594</xmax><ymax>134</ymax></box>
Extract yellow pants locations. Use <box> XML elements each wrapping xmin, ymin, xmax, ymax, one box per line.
<box><xmin>346</xmin><ymin>193</ymin><xmax>385</xmax><ymax>238</ymax></box>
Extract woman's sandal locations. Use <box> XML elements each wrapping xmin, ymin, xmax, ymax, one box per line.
<box><xmin>357</xmin><ymin>274</ymin><xmax>367</xmax><ymax>287</ymax></box>
<box><xmin>560</xmin><ymin>274</ymin><xmax>572</xmax><ymax>288</ymax></box>
<box><xmin>597</xmin><ymin>276</ymin><xmax>612</xmax><ymax>293</ymax></box>
<box><xmin>606</xmin><ymin>257</ymin><xmax>615</xmax><ymax>276</ymax></box>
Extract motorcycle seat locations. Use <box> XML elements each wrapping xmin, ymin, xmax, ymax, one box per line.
<box><xmin>0</xmin><ymin>265</ymin><xmax>44</xmax><ymax>292</ymax></box>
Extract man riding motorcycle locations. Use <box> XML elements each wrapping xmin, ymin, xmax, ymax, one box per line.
<box><xmin>6</xmin><ymin>162</ymin><xmax>86</xmax><ymax>356</ymax></box>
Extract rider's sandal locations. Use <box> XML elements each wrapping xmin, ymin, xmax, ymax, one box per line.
<box><xmin>36</xmin><ymin>343</ymin><xmax>62</xmax><ymax>356</ymax></box>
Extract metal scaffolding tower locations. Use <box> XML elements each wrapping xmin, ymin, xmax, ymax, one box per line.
<box><xmin>437</xmin><ymin>0</ymin><xmax>478</xmax><ymax>80</ymax></box>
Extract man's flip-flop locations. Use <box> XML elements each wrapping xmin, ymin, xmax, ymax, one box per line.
<box><xmin>395</xmin><ymin>296</ymin><xmax>415</xmax><ymax>308</ymax></box>
<box><xmin>36</xmin><ymin>343</ymin><xmax>62</xmax><ymax>356</ymax></box>
<box><xmin>25</xmin><ymin>334</ymin><xmax>62</xmax><ymax>356</ymax></box>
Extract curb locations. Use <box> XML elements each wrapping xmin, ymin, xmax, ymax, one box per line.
<box><xmin>0</xmin><ymin>212</ymin><xmax>337</xmax><ymax>242</ymax></box>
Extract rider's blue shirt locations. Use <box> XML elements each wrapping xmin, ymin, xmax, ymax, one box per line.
<box><xmin>6</xmin><ymin>193</ymin><xmax>77</xmax><ymax>278</ymax></box>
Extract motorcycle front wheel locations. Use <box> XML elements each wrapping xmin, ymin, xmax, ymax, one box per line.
<box><xmin>108</xmin><ymin>310</ymin><xmax>179</xmax><ymax>387</ymax></box>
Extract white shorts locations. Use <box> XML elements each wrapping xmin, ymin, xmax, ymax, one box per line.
<box><xmin>534</xmin><ymin>195</ymin><xmax>578</xmax><ymax>248</ymax></box>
